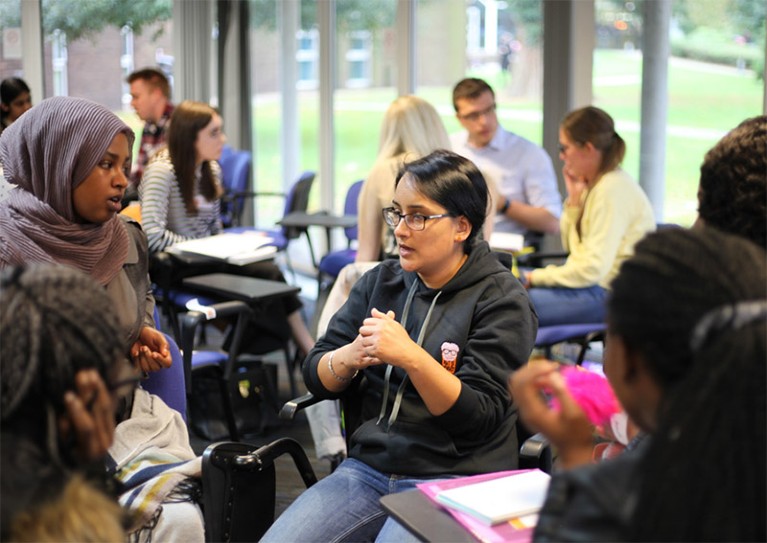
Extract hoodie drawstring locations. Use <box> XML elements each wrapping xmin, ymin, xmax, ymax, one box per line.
<box><xmin>377</xmin><ymin>278</ymin><xmax>442</xmax><ymax>429</ymax></box>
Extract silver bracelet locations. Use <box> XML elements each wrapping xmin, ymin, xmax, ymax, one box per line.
<box><xmin>327</xmin><ymin>350</ymin><xmax>358</xmax><ymax>382</ymax></box>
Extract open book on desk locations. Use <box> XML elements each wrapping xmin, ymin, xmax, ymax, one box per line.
<box><xmin>166</xmin><ymin>232</ymin><xmax>278</xmax><ymax>266</ymax></box>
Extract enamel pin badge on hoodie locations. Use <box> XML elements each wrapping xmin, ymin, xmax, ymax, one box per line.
<box><xmin>441</xmin><ymin>341</ymin><xmax>459</xmax><ymax>374</ymax></box>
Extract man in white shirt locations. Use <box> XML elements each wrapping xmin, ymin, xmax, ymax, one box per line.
<box><xmin>450</xmin><ymin>78</ymin><xmax>562</xmax><ymax>244</ymax></box>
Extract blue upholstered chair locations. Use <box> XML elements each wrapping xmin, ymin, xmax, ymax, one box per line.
<box><xmin>317</xmin><ymin>179</ymin><xmax>363</xmax><ymax>296</ymax></box>
<box><xmin>140</xmin><ymin>307</ymin><xmax>188</xmax><ymax>419</ymax></box>
<box><xmin>534</xmin><ymin>322</ymin><xmax>606</xmax><ymax>365</ymax></box>
<box><xmin>218</xmin><ymin>145</ymin><xmax>253</xmax><ymax>228</ymax></box>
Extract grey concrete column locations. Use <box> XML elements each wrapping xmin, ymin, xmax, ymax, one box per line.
<box><xmin>218</xmin><ymin>0</ymin><xmax>252</xmax><ymax>152</ymax></box>
<box><xmin>542</xmin><ymin>0</ymin><xmax>593</xmax><ymax>194</ymax></box>
<box><xmin>318</xmin><ymin>0</ymin><xmax>336</xmax><ymax>221</ymax></box>
<box><xmin>396</xmin><ymin>0</ymin><xmax>416</xmax><ymax>96</ymax></box>
<box><xmin>20</xmin><ymin>0</ymin><xmax>44</xmax><ymax>101</ymax></box>
<box><xmin>280</xmin><ymin>0</ymin><xmax>300</xmax><ymax>191</ymax></box>
<box><xmin>639</xmin><ymin>0</ymin><xmax>671</xmax><ymax>221</ymax></box>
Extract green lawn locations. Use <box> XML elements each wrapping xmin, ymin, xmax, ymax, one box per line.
<box><xmin>169</xmin><ymin>49</ymin><xmax>766</xmax><ymax>228</ymax></box>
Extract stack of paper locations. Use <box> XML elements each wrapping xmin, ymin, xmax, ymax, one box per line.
<box><xmin>167</xmin><ymin>232</ymin><xmax>278</xmax><ymax>265</ymax></box>
<box><xmin>434</xmin><ymin>469</ymin><xmax>551</xmax><ymax>526</ymax></box>
<box><xmin>489</xmin><ymin>232</ymin><xmax>525</xmax><ymax>253</ymax></box>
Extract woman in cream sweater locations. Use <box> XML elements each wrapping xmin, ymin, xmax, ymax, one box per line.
<box><xmin>523</xmin><ymin>106</ymin><xmax>655</xmax><ymax>326</ymax></box>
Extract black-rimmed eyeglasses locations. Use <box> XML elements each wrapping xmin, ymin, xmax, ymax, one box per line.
<box><xmin>458</xmin><ymin>103</ymin><xmax>496</xmax><ymax>122</ymax></box>
<box><xmin>382</xmin><ymin>207</ymin><xmax>453</xmax><ymax>231</ymax></box>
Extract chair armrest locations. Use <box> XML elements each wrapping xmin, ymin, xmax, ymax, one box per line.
<box><xmin>279</xmin><ymin>392</ymin><xmax>322</xmax><ymax>421</ymax></box>
<box><xmin>179</xmin><ymin>300</ymin><xmax>252</xmax><ymax>392</ymax></box>
<box><xmin>516</xmin><ymin>251</ymin><xmax>569</xmax><ymax>268</ymax></box>
<box><xmin>519</xmin><ymin>432</ymin><xmax>553</xmax><ymax>473</ymax></box>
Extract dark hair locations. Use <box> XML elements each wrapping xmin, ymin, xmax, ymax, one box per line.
<box><xmin>452</xmin><ymin>78</ymin><xmax>494</xmax><ymax>111</ymax></box>
<box><xmin>0</xmin><ymin>264</ymin><xmax>127</xmax><ymax>540</ymax></box>
<box><xmin>395</xmin><ymin>149</ymin><xmax>488</xmax><ymax>251</ymax></box>
<box><xmin>1</xmin><ymin>77</ymin><xmax>31</xmax><ymax>122</ymax></box>
<box><xmin>127</xmin><ymin>67</ymin><xmax>171</xmax><ymax>99</ymax></box>
<box><xmin>697</xmin><ymin>115</ymin><xmax>767</xmax><ymax>250</ymax></box>
<box><xmin>561</xmin><ymin>106</ymin><xmax>626</xmax><ymax>177</ymax></box>
<box><xmin>166</xmin><ymin>100</ymin><xmax>222</xmax><ymax>215</ymax></box>
<box><xmin>608</xmin><ymin>227</ymin><xmax>766</xmax><ymax>542</ymax></box>
<box><xmin>0</xmin><ymin>263</ymin><xmax>124</xmax><ymax>437</ymax></box>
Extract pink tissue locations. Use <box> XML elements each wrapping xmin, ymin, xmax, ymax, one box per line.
<box><xmin>550</xmin><ymin>366</ymin><xmax>620</xmax><ymax>427</ymax></box>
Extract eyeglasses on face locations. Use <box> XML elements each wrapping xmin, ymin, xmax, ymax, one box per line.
<box><xmin>382</xmin><ymin>207</ymin><xmax>453</xmax><ymax>231</ymax></box>
<box><xmin>459</xmin><ymin>103</ymin><xmax>496</xmax><ymax>122</ymax></box>
<box><xmin>558</xmin><ymin>141</ymin><xmax>583</xmax><ymax>154</ymax></box>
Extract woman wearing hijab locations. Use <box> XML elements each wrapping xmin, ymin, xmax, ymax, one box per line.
<box><xmin>0</xmin><ymin>96</ymin><xmax>204</xmax><ymax>542</ymax></box>
<box><xmin>0</xmin><ymin>96</ymin><xmax>169</xmax><ymax>373</ymax></box>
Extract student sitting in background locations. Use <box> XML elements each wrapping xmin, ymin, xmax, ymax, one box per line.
<box><xmin>695</xmin><ymin>114</ymin><xmax>766</xmax><ymax>250</ymax></box>
<box><xmin>356</xmin><ymin>95</ymin><xmax>454</xmax><ymax>262</ymax></box>
<box><xmin>521</xmin><ymin>106</ymin><xmax>655</xmax><ymax>327</ymax></box>
<box><xmin>510</xmin><ymin>226</ymin><xmax>766</xmax><ymax>542</ymax></box>
<box><xmin>1</xmin><ymin>264</ymin><xmax>133</xmax><ymax>542</ymax></box>
<box><xmin>0</xmin><ymin>77</ymin><xmax>32</xmax><ymax>135</ymax></box>
<box><xmin>139</xmin><ymin>99</ymin><xmax>315</xmax><ymax>358</ymax></box>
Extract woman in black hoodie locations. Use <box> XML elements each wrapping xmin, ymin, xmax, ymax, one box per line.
<box><xmin>262</xmin><ymin>149</ymin><xmax>537</xmax><ymax>543</ymax></box>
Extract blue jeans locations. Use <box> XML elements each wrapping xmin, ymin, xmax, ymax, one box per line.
<box><xmin>261</xmin><ymin>458</ymin><xmax>455</xmax><ymax>543</ymax></box>
<box><xmin>527</xmin><ymin>285</ymin><xmax>607</xmax><ymax>327</ymax></box>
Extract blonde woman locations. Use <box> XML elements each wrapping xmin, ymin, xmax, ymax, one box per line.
<box><xmin>355</xmin><ymin>95</ymin><xmax>453</xmax><ymax>262</ymax></box>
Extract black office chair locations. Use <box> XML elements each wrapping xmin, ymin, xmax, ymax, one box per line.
<box><xmin>218</xmin><ymin>145</ymin><xmax>253</xmax><ymax>228</ymax></box>
<box><xmin>179</xmin><ymin>299</ymin><xmax>290</xmax><ymax>442</ymax></box>
<box><xmin>227</xmin><ymin>171</ymin><xmax>317</xmax><ymax>279</ymax></box>
<box><xmin>316</xmin><ymin>179</ymin><xmax>363</xmax><ymax>297</ymax></box>
<box><xmin>201</xmin><ymin>438</ymin><xmax>318</xmax><ymax>542</ymax></box>
<box><xmin>279</xmin><ymin>385</ymin><xmax>553</xmax><ymax>474</ymax></box>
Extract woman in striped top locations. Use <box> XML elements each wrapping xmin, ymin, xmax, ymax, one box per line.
<box><xmin>139</xmin><ymin>100</ymin><xmax>315</xmax><ymax>358</ymax></box>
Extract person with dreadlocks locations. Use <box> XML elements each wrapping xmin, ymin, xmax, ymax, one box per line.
<box><xmin>0</xmin><ymin>264</ymin><xmax>134</xmax><ymax>542</ymax></box>
<box><xmin>510</xmin><ymin>226</ymin><xmax>766</xmax><ymax>542</ymax></box>
<box><xmin>0</xmin><ymin>96</ymin><xmax>204</xmax><ymax>542</ymax></box>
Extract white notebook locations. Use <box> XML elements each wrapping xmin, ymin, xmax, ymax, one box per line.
<box><xmin>435</xmin><ymin>469</ymin><xmax>551</xmax><ymax>526</ymax></box>
<box><xmin>167</xmin><ymin>232</ymin><xmax>278</xmax><ymax>265</ymax></box>
<box><xmin>489</xmin><ymin>232</ymin><xmax>525</xmax><ymax>253</ymax></box>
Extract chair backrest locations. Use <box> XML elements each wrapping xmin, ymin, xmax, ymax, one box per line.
<box><xmin>281</xmin><ymin>171</ymin><xmax>316</xmax><ymax>240</ymax></box>
<box><xmin>219</xmin><ymin>148</ymin><xmax>253</xmax><ymax>228</ymax></box>
<box><xmin>140</xmin><ymin>333</ymin><xmax>188</xmax><ymax>420</ymax></box>
<box><xmin>343</xmin><ymin>180</ymin><xmax>364</xmax><ymax>242</ymax></box>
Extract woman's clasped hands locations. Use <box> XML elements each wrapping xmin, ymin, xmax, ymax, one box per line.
<box><xmin>131</xmin><ymin>326</ymin><xmax>172</xmax><ymax>373</ymax></box>
<box><xmin>358</xmin><ymin>308</ymin><xmax>415</xmax><ymax>368</ymax></box>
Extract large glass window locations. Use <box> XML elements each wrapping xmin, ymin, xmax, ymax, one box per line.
<box><xmin>1</xmin><ymin>0</ymin><xmax>173</xmax><ymax>161</ymax></box>
<box><xmin>417</xmin><ymin>0</ymin><xmax>546</xmax><ymax>146</ymax></box>
<box><xmin>594</xmin><ymin>0</ymin><xmax>765</xmax><ymax>226</ymax></box>
<box><xmin>333</xmin><ymin>0</ymin><xmax>398</xmax><ymax>211</ymax></box>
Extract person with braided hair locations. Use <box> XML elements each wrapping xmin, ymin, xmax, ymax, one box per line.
<box><xmin>695</xmin><ymin>114</ymin><xmax>767</xmax><ymax>250</ymax></box>
<box><xmin>510</xmin><ymin>226</ymin><xmax>766</xmax><ymax>542</ymax></box>
<box><xmin>1</xmin><ymin>263</ymin><xmax>134</xmax><ymax>542</ymax></box>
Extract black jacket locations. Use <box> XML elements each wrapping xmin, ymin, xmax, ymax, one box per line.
<box><xmin>305</xmin><ymin>240</ymin><xmax>537</xmax><ymax>476</ymax></box>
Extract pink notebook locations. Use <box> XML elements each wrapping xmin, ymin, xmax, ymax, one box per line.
<box><xmin>417</xmin><ymin>470</ymin><xmax>544</xmax><ymax>543</ymax></box>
